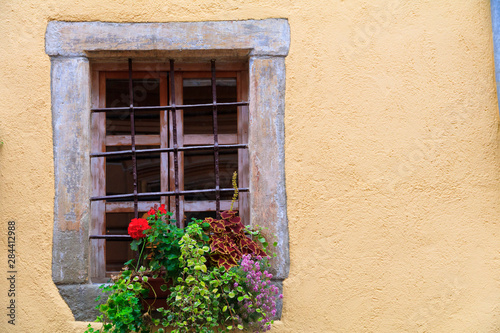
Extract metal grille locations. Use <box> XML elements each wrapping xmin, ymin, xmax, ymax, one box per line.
<box><xmin>89</xmin><ymin>59</ymin><xmax>249</xmax><ymax>242</ymax></box>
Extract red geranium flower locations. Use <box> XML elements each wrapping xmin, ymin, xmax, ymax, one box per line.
<box><xmin>128</xmin><ymin>218</ymin><xmax>151</xmax><ymax>239</ymax></box>
<box><xmin>158</xmin><ymin>204</ymin><xmax>167</xmax><ymax>214</ymax></box>
<box><xmin>147</xmin><ymin>208</ymin><xmax>156</xmax><ymax>216</ymax></box>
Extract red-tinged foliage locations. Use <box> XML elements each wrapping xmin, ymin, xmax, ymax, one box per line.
<box><xmin>205</xmin><ymin>210</ymin><xmax>267</xmax><ymax>269</ymax></box>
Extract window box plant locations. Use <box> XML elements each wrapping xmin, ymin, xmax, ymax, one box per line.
<box><xmin>85</xmin><ymin>204</ymin><xmax>282</xmax><ymax>333</ymax></box>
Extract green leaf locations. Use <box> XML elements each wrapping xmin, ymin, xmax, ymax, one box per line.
<box><xmin>228</xmin><ymin>291</ymin><xmax>235</xmax><ymax>298</ymax></box>
<box><xmin>142</xmin><ymin>276</ymin><xmax>148</xmax><ymax>283</ymax></box>
<box><xmin>237</xmin><ymin>324</ymin><xmax>243</xmax><ymax>330</ymax></box>
<box><xmin>124</xmin><ymin>259</ymin><xmax>134</xmax><ymax>266</ymax></box>
<box><xmin>130</xmin><ymin>242</ymin><xmax>139</xmax><ymax>251</ymax></box>
<box><xmin>223</xmin><ymin>306</ymin><xmax>227</xmax><ymax>312</ymax></box>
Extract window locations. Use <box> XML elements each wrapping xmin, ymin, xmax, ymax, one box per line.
<box><xmin>89</xmin><ymin>60</ymin><xmax>250</xmax><ymax>281</ymax></box>
<box><xmin>45</xmin><ymin>19</ymin><xmax>289</xmax><ymax>321</ymax></box>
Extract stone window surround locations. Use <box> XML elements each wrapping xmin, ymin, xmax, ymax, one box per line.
<box><xmin>45</xmin><ymin>19</ymin><xmax>290</xmax><ymax>321</ymax></box>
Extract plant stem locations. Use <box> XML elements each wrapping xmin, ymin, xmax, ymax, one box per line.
<box><xmin>134</xmin><ymin>240</ymin><xmax>147</xmax><ymax>272</ymax></box>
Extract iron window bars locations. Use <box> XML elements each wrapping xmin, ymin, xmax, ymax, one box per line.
<box><xmin>89</xmin><ymin>59</ymin><xmax>249</xmax><ymax>242</ymax></box>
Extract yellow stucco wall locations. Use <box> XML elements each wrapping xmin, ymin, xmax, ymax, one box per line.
<box><xmin>1</xmin><ymin>0</ymin><xmax>500</xmax><ymax>332</ymax></box>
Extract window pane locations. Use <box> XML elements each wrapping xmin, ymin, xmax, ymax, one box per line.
<box><xmin>106</xmin><ymin>78</ymin><xmax>161</xmax><ymax>135</ymax></box>
<box><xmin>183</xmin><ymin>149</ymin><xmax>238</xmax><ymax>201</ymax></box>
<box><xmin>183</xmin><ymin>78</ymin><xmax>237</xmax><ymax>134</ymax></box>
<box><xmin>184</xmin><ymin>211</ymin><xmax>218</xmax><ymax>223</ymax></box>
<box><xmin>105</xmin><ymin>212</ymin><xmax>134</xmax><ymax>273</ymax></box>
<box><xmin>106</xmin><ymin>146</ymin><xmax>161</xmax><ymax>201</ymax></box>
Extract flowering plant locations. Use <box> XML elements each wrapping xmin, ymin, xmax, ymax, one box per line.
<box><xmin>86</xmin><ymin>202</ymin><xmax>282</xmax><ymax>333</ymax></box>
<box><xmin>128</xmin><ymin>218</ymin><xmax>151</xmax><ymax>240</ymax></box>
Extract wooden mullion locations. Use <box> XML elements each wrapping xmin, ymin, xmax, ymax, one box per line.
<box><xmin>106</xmin><ymin>134</ymin><xmax>238</xmax><ymax>147</ymax></box>
<box><xmin>90</xmin><ymin>71</ymin><xmax>107</xmax><ymax>282</ymax></box>
<box><xmin>184</xmin><ymin>134</ymin><xmax>238</xmax><ymax>146</ymax></box>
<box><xmin>92</xmin><ymin>63</ymin><xmax>166</xmax><ymax>72</ymax></box>
<box><xmin>176</xmin><ymin>72</ymin><xmax>185</xmax><ymax>226</ymax></box>
<box><xmin>169</xmin><ymin>72</ymin><xmax>184</xmax><ymax>226</ymax></box>
<box><xmin>92</xmin><ymin>62</ymin><xmax>247</xmax><ymax>73</ymax></box>
<box><xmin>237</xmin><ymin>70</ymin><xmax>250</xmax><ymax>224</ymax></box>
<box><xmin>175</xmin><ymin>63</ymin><xmax>246</xmax><ymax>72</ymax></box>
<box><xmin>184</xmin><ymin>200</ymin><xmax>237</xmax><ymax>212</ymax></box>
<box><xmin>105</xmin><ymin>201</ymin><xmax>159</xmax><ymax>213</ymax></box>
<box><xmin>106</xmin><ymin>134</ymin><xmax>160</xmax><ymax>146</ymax></box>
<box><xmin>160</xmin><ymin>73</ymin><xmax>169</xmax><ymax>210</ymax></box>
<box><xmin>182</xmin><ymin>71</ymin><xmax>238</xmax><ymax>79</ymax></box>
<box><xmin>104</xmin><ymin>71</ymin><xmax>161</xmax><ymax>79</ymax></box>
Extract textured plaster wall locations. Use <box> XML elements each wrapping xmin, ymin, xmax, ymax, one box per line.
<box><xmin>1</xmin><ymin>0</ymin><xmax>499</xmax><ymax>332</ymax></box>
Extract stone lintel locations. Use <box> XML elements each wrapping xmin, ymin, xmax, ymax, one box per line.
<box><xmin>46</xmin><ymin>20</ymin><xmax>290</xmax><ymax>58</ymax></box>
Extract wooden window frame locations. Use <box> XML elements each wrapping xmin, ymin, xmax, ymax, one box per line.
<box><xmin>90</xmin><ymin>61</ymin><xmax>250</xmax><ymax>281</ymax></box>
